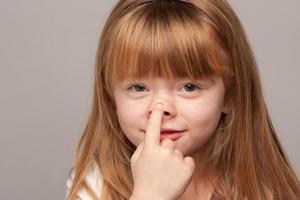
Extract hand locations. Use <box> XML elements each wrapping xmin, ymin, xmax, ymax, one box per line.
<box><xmin>130</xmin><ymin>102</ymin><xmax>195</xmax><ymax>200</ymax></box>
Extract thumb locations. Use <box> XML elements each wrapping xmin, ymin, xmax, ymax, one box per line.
<box><xmin>130</xmin><ymin>141</ymin><xmax>144</xmax><ymax>164</ymax></box>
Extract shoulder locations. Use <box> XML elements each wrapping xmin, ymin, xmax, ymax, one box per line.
<box><xmin>66</xmin><ymin>159</ymin><xmax>103</xmax><ymax>200</ymax></box>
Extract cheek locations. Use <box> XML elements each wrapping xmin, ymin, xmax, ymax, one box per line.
<box><xmin>115</xmin><ymin>100</ymin><xmax>146</xmax><ymax>142</ymax></box>
<box><xmin>176</xmin><ymin>100</ymin><xmax>224</xmax><ymax>155</ymax></box>
<box><xmin>183</xmin><ymin>100</ymin><xmax>223</xmax><ymax>132</ymax></box>
<box><xmin>115</xmin><ymin>95</ymin><xmax>150</xmax><ymax>124</ymax></box>
<box><xmin>117</xmin><ymin>104</ymin><xmax>139</xmax><ymax>130</ymax></box>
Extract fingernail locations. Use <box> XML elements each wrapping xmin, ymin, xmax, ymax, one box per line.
<box><xmin>156</xmin><ymin>103</ymin><xmax>163</xmax><ymax>110</ymax></box>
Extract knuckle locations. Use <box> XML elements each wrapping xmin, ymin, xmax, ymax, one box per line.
<box><xmin>174</xmin><ymin>149</ymin><xmax>183</xmax><ymax>157</ymax></box>
<box><xmin>161</xmin><ymin>138</ymin><xmax>173</xmax><ymax>145</ymax></box>
<box><xmin>160</xmin><ymin>147</ymin><xmax>173</xmax><ymax>156</ymax></box>
<box><xmin>183</xmin><ymin>157</ymin><xmax>195</xmax><ymax>172</ymax></box>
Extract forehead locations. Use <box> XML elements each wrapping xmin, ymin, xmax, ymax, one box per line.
<box><xmin>105</xmin><ymin>1</ymin><xmax>230</xmax><ymax>90</ymax></box>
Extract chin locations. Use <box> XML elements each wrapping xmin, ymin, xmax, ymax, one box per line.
<box><xmin>175</xmin><ymin>141</ymin><xmax>205</xmax><ymax>157</ymax></box>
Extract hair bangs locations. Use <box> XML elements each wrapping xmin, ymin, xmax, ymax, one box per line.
<box><xmin>107</xmin><ymin>1</ymin><xmax>229</xmax><ymax>86</ymax></box>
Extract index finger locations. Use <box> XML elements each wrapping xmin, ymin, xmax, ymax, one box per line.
<box><xmin>144</xmin><ymin>102</ymin><xmax>163</xmax><ymax>146</ymax></box>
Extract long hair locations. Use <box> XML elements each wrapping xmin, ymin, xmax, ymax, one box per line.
<box><xmin>66</xmin><ymin>0</ymin><xmax>300</xmax><ymax>199</ymax></box>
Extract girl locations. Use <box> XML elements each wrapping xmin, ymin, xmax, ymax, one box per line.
<box><xmin>66</xmin><ymin>0</ymin><xmax>300</xmax><ymax>199</ymax></box>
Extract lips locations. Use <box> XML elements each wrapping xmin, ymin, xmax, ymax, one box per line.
<box><xmin>141</xmin><ymin>128</ymin><xmax>185</xmax><ymax>134</ymax></box>
<box><xmin>159</xmin><ymin>129</ymin><xmax>185</xmax><ymax>141</ymax></box>
<box><xmin>140</xmin><ymin>128</ymin><xmax>185</xmax><ymax>141</ymax></box>
<box><xmin>160</xmin><ymin>128</ymin><xmax>184</xmax><ymax>134</ymax></box>
<box><xmin>160</xmin><ymin>131</ymin><xmax>184</xmax><ymax>134</ymax></box>
<box><xmin>160</xmin><ymin>132</ymin><xmax>184</xmax><ymax>141</ymax></box>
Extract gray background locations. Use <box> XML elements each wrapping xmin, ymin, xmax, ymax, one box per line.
<box><xmin>0</xmin><ymin>0</ymin><xmax>299</xmax><ymax>199</ymax></box>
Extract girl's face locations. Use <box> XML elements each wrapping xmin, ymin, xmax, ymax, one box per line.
<box><xmin>112</xmin><ymin>76</ymin><xmax>226</xmax><ymax>156</ymax></box>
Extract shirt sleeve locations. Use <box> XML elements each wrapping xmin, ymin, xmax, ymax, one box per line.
<box><xmin>65</xmin><ymin>168</ymin><xmax>83</xmax><ymax>200</ymax></box>
<box><xmin>65</xmin><ymin>160</ymin><xmax>102</xmax><ymax>200</ymax></box>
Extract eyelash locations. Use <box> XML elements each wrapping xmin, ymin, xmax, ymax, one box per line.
<box><xmin>127</xmin><ymin>82</ymin><xmax>201</xmax><ymax>93</ymax></box>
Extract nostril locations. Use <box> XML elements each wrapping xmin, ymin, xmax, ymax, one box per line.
<box><xmin>148</xmin><ymin>111</ymin><xmax>170</xmax><ymax>116</ymax></box>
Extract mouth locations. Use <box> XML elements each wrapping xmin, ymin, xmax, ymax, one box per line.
<box><xmin>159</xmin><ymin>131</ymin><xmax>185</xmax><ymax>141</ymax></box>
<box><xmin>141</xmin><ymin>129</ymin><xmax>186</xmax><ymax>141</ymax></box>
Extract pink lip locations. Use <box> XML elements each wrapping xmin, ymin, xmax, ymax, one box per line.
<box><xmin>160</xmin><ymin>132</ymin><xmax>184</xmax><ymax>141</ymax></box>
<box><xmin>160</xmin><ymin>128</ymin><xmax>183</xmax><ymax>133</ymax></box>
<box><xmin>141</xmin><ymin>129</ymin><xmax>185</xmax><ymax>141</ymax></box>
<box><xmin>141</xmin><ymin>128</ymin><xmax>185</xmax><ymax>133</ymax></box>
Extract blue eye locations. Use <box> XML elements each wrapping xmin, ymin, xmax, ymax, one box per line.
<box><xmin>182</xmin><ymin>83</ymin><xmax>200</xmax><ymax>92</ymax></box>
<box><xmin>126</xmin><ymin>82</ymin><xmax>200</xmax><ymax>94</ymax></box>
<box><xmin>128</xmin><ymin>84</ymin><xmax>147</xmax><ymax>92</ymax></box>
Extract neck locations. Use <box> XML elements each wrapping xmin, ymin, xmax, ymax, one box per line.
<box><xmin>190</xmin><ymin>140</ymin><xmax>217</xmax><ymax>179</ymax></box>
<box><xmin>178</xmin><ymin>143</ymin><xmax>219</xmax><ymax>200</ymax></box>
<box><xmin>177</xmin><ymin>171</ymin><xmax>218</xmax><ymax>200</ymax></box>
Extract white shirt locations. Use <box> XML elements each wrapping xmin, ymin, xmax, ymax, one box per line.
<box><xmin>65</xmin><ymin>159</ymin><xmax>102</xmax><ymax>200</ymax></box>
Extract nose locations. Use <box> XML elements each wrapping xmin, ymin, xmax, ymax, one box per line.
<box><xmin>147</xmin><ymin>99</ymin><xmax>176</xmax><ymax>119</ymax></box>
